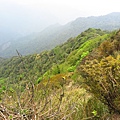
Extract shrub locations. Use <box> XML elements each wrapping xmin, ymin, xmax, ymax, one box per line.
<box><xmin>80</xmin><ymin>55</ymin><xmax>120</xmax><ymax>114</ymax></box>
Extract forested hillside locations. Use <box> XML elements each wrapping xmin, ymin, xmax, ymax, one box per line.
<box><xmin>0</xmin><ymin>28</ymin><xmax>108</xmax><ymax>79</ymax></box>
<box><xmin>0</xmin><ymin>28</ymin><xmax>120</xmax><ymax>119</ymax></box>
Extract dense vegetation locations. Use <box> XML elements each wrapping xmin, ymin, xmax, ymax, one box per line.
<box><xmin>79</xmin><ymin>30</ymin><xmax>120</xmax><ymax>114</ymax></box>
<box><xmin>0</xmin><ymin>28</ymin><xmax>120</xmax><ymax>119</ymax></box>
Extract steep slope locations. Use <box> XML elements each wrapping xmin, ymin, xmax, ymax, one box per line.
<box><xmin>79</xmin><ymin>29</ymin><xmax>120</xmax><ymax>116</ymax></box>
<box><xmin>0</xmin><ymin>28</ymin><xmax>109</xmax><ymax>80</ymax></box>
<box><xmin>1</xmin><ymin>12</ymin><xmax>120</xmax><ymax>58</ymax></box>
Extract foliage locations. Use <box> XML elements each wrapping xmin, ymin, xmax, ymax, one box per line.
<box><xmin>0</xmin><ymin>28</ymin><xmax>108</xmax><ymax>80</ymax></box>
<box><xmin>79</xmin><ymin>30</ymin><xmax>120</xmax><ymax>114</ymax></box>
<box><xmin>80</xmin><ymin>55</ymin><xmax>120</xmax><ymax>113</ymax></box>
<box><xmin>1</xmin><ymin>28</ymin><xmax>117</xmax><ymax>119</ymax></box>
<box><xmin>67</xmin><ymin>66</ymin><xmax>76</xmax><ymax>72</ymax></box>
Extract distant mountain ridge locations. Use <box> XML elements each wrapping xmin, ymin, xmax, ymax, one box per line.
<box><xmin>0</xmin><ymin>12</ymin><xmax>120</xmax><ymax>58</ymax></box>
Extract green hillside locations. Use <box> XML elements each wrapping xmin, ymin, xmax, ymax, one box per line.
<box><xmin>0</xmin><ymin>28</ymin><xmax>120</xmax><ymax>119</ymax></box>
<box><xmin>0</xmin><ymin>28</ymin><xmax>108</xmax><ymax>79</ymax></box>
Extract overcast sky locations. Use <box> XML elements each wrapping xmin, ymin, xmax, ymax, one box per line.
<box><xmin>0</xmin><ymin>0</ymin><xmax>120</xmax><ymax>34</ymax></box>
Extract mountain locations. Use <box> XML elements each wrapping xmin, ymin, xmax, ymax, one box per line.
<box><xmin>1</xmin><ymin>12</ymin><xmax>120</xmax><ymax>57</ymax></box>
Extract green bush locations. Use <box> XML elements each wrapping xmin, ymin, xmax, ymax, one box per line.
<box><xmin>80</xmin><ymin>55</ymin><xmax>120</xmax><ymax>114</ymax></box>
<box><xmin>67</xmin><ymin>66</ymin><xmax>76</xmax><ymax>72</ymax></box>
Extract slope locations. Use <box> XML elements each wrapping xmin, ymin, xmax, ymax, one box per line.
<box><xmin>0</xmin><ymin>28</ymin><xmax>109</xmax><ymax>79</ymax></box>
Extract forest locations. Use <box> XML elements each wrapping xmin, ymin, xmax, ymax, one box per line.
<box><xmin>0</xmin><ymin>28</ymin><xmax>120</xmax><ymax>119</ymax></box>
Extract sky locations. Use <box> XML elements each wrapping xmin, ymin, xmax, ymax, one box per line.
<box><xmin>0</xmin><ymin>0</ymin><xmax>120</xmax><ymax>34</ymax></box>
